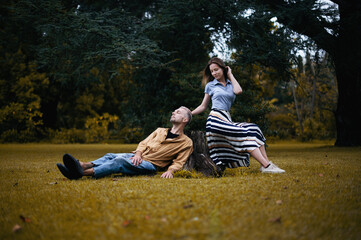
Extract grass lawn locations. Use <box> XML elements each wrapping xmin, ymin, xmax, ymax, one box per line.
<box><xmin>0</xmin><ymin>142</ymin><xmax>360</xmax><ymax>240</ymax></box>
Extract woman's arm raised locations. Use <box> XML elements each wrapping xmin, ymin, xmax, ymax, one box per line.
<box><xmin>191</xmin><ymin>94</ymin><xmax>211</xmax><ymax>115</ymax></box>
<box><xmin>227</xmin><ymin>66</ymin><xmax>242</xmax><ymax>95</ymax></box>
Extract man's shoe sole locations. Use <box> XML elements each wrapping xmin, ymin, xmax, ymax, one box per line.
<box><xmin>56</xmin><ymin>163</ymin><xmax>80</xmax><ymax>180</ymax></box>
<box><xmin>63</xmin><ymin>154</ymin><xmax>83</xmax><ymax>178</ymax></box>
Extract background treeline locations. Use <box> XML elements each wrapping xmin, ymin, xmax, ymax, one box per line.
<box><xmin>0</xmin><ymin>0</ymin><xmax>341</xmax><ymax>143</ymax></box>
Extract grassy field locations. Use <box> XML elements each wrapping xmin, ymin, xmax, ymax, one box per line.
<box><xmin>0</xmin><ymin>142</ymin><xmax>360</xmax><ymax>240</ymax></box>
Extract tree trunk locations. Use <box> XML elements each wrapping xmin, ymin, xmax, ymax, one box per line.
<box><xmin>333</xmin><ymin>2</ymin><xmax>361</xmax><ymax>146</ymax></box>
<box><xmin>291</xmin><ymin>80</ymin><xmax>303</xmax><ymax>133</ymax></box>
<box><xmin>333</xmin><ymin>62</ymin><xmax>361</xmax><ymax>146</ymax></box>
<box><xmin>184</xmin><ymin>131</ymin><xmax>223</xmax><ymax>177</ymax></box>
<box><xmin>41</xmin><ymin>95</ymin><xmax>58</xmax><ymax>129</ymax></box>
<box><xmin>307</xmin><ymin>53</ymin><xmax>316</xmax><ymax>119</ymax></box>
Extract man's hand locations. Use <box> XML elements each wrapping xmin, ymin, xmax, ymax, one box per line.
<box><xmin>161</xmin><ymin>170</ymin><xmax>173</xmax><ymax>178</ymax></box>
<box><xmin>130</xmin><ymin>151</ymin><xmax>143</xmax><ymax>166</ymax></box>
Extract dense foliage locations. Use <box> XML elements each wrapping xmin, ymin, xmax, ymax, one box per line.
<box><xmin>0</xmin><ymin>0</ymin><xmax>350</xmax><ymax>144</ymax></box>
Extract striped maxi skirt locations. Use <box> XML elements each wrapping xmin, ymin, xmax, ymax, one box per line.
<box><xmin>206</xmin><ymin>109</ymin><xmax>266</xmax><ymax>168</ymax></box>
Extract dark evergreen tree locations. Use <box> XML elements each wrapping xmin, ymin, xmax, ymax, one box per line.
<box><xmin>1</xmin><ymin>0</ymin><xmax>168</xmax><ymax>132</ymax></box>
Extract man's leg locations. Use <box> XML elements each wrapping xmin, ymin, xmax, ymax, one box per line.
<box><xmin>90</xmin><ymin>153</ymin><xmax>156</xmax><ymax>178</ymax></box>
<box><xmin>81</xmin><ymin>162</ymin><xmax>94</xmax><ymax>170</ymax></box>
<box><xmin>79</xmin><ymin>153</ymin><xmax>119</xmax><ymax>177</ymax></box>
<box><xmin>75</xmin><ymin>153</ymin><xmax>115</xmax><ymax>176</ymax></box>
<box><xmin>119</xmin><ymin>156</ymin><xmax>157</xmax><ymax>175</ymax></box>
<box><xmin>91</xmin><ymin>153</ymin><xmax>118</xmax><ymax>166</ymax></box>
<box><xmin>58</xmin><ymin>153</ymin><xmax>120</xmax><ymax>179</ymax></box>
<box><xmin>82</xmin><ymin>166</ymin><xmax>95</xmax><ymax>176</ymax></box>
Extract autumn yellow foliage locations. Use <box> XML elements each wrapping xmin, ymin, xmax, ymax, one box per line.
<box><xmin>0</xmin><ymin>142</ymin><xmax>360</xmax><ymax>240</ymax></box>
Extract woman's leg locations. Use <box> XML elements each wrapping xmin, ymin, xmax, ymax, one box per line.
<box><xmin>250</xmin><ymin>147</ymin><xmax>286</xmax><ymax>173</ymax></box>
<box><xmin>249</xmin><ymin>147</ymin><xmax>270</xmax><ymax>167</ymax></box>
<box><xmin>259</xmin><ymin>145</ymin><xmax>269</xmax><ymax>162</ymax></box>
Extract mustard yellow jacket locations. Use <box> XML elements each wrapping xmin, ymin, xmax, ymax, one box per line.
<box><xmin>134</xmin><ymin>128</ymin><xmax>193</xmax><ymax>172</ymax></box>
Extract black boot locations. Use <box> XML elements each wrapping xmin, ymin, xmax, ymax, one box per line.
<box><xmin>63</xmin><ymin>154</ymin><xmax>83</xmax><ymax>179</ymax></box>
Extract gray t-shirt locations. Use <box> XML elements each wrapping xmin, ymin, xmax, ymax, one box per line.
<box><xmin>205</xmin><ymin>79</ymin><xmax>236</xmax><ymax>111</ymax></box>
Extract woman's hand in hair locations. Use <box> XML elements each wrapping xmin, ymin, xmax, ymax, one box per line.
<box><xmin>226</xmin><ymin>66</ymin><xmax>233</xmax><ymax>78</ymax></box>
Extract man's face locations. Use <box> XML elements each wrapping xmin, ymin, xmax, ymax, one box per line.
<box><xmin>170</xmin><ymin>107</ymin><xmax>187</xmax><ymax>124</ymax></box>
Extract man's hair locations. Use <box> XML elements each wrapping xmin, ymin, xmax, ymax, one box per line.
<box><xmin>180</xmin><ymin>106</ymin><xmax>192</xmax><ymax>126</ymax></box>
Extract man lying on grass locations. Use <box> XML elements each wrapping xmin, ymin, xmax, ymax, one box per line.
<box><xmin>56</xmin><ymin>107</ymin><xmax>193</xmax><ymax>179</ymax></box>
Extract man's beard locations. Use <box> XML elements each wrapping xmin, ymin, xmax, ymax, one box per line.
<box><xmin>170</xmin><ymin>117</ymin><xmax>178</xmax><ymax>124</ymax></box>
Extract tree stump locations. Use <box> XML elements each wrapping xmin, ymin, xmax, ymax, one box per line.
<box><xmin>184</xmin><ymin>131</ymin><xmax>223</xmax><ymax>177</ymax></box>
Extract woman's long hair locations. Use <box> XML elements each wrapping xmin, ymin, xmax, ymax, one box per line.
<box><xmin>202</xmin><ymin>57</ymin><xmax>228</xmax><ymax>87</ymax></box>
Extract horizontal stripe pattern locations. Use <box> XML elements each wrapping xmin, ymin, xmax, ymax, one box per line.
<box><xmin>206</xmin><ymin>109</ymin><xmax>266</xmax><ymax>168</ymax></box>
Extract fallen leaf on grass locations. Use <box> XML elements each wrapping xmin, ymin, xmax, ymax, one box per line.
<box><xmin>12</xmin><ymin>224</ymin><xmax>22</xmax><ymax>233</ymax></box>
<box><xmin>122</xmin><ymin>220</ymin><xmax>132</xmax><ymax>227</ymax></box>
<box><xmin>145</xmin><ymin>215</ymin><xmax>150</xmax><ymax>220</ymax></box>
<box><xmin>268</xmin><ymin>217</ymin><xmax>281</xmax><ymax>223</ymax></box>
<box><xmin>183</xmin><ymin>204</ymin><xmax>194</xmax><ymax>209</ymax></box>
<box><xmin>20</xmin><ymin>215</ymin><xmax>31</xmax><ymax>223</ymax></box>
<box><xmin>183</xmin><ymin>200</ymin><xmax>194</xmax><ymax>209</ymax></box>
<box><xmin>319</xmin><ymin>173</ymin><xmax>324</xmax><ymax>177</ymax></box>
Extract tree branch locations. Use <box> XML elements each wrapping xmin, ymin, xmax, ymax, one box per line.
<box><xmin>331</xmin><ymin>0</ymin><xmax>343</xmax><ymax>5</ymax></box>
<box><xmin>258</xmin><ymin>0</ymin><xmax>337</xmax><ymax>55</ymax></box>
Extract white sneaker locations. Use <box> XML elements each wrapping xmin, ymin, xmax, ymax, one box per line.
<box><xmin>260</xmin><ymin>162</ymin><xmax>285</xmax><ymax>173</ymax></box>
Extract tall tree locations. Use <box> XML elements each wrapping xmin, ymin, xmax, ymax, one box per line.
<box><xmin>122</xmin><ymin>0</ymin><xmax>214</xmax><ymax>135</ymax></box>
<box><xmin>202</xmin><ymin>0</ymin><xmax>360</xmax><ymax>146</ymax></box>
<box><xmin>1</xmin><ymin>0</ymin><xmax>168</xmax><ymax>130</ymax></box>
<box><xmin>260</xmin><ymin>0</ymin><xmax>360</xmax><ymax>146</ymax></box>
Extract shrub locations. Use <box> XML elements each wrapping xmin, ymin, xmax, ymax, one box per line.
<box><xmin>48</xmin><ymin>114</ymin><xmax>144</xmax><ymax>143</ymax></box>
<box><xmin>116</xmin><ymin>126</ymin><xmax>143</xmax><ymax>143</ymax></box>
<box><xmin>267</xmin><ymin>113</ymin><xmax>295</xmax><ymax>139</ymax></box>
<box><xmin>299</xmin><ymin>116</ymin><xmax>336</xmax><ymax>141</ymax></box>
<box><xmin>49</xmin><ymin>128</ymin><xmax>86</xmax><ymax>143</ymax></box>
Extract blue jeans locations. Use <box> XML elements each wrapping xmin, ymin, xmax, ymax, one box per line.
<box><xmin>91</xmin><ymin>153</ymin><xmax>157</xmax><ymax>178</ymax></box>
